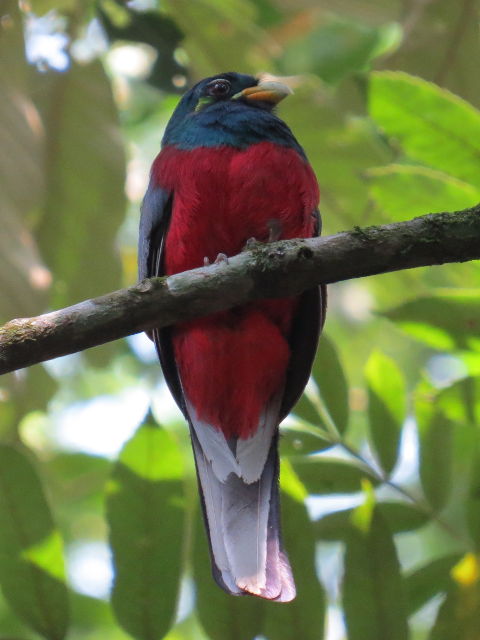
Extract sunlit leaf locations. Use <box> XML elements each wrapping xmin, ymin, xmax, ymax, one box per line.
<box><xmin>0</xmin><ymin>445</ymin><xmax>69</xmax><ymax>640</ymax></box>
<box><xmin>107</xmin><ymin>422</ymin><xmax>185</xmax><ymax>640</ymax></box>
<box><xmin>370</xmin><ymin>72</ymin><xmax>480</xmax><ymax>187</ymax></box>
<box><xmin>343</xmin><ymin>509</ymin><xmax>409</xmax><ymax>640</ymax></box>
<box><xmin>367</xmin><ymin>164</ymin><xmax>480</xmax><ymax>221</ymax></box>
<box><xmin>433</xmin><ymin>378</ymin><xmax>478</xmax><ymax>426</ymax></box>
<box><xmin>350</xmin><ymin>478</ymin><xmax>376</xmax><ymax>533</ymax></box>
<box><xmin>280</xmin><ymin>458</ymin><xmax>308</xmax><ymax>502</ymax></box>
<box><xmin>366</xmin><ymin>350</ymin><xmax>406</xmax><ymax>474</ymax></box>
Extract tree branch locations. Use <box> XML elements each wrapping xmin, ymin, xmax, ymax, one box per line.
<box><xmin>1</xmin><ymin>205</ymin><xmax>479</xmax><ymax>375</ymax></box>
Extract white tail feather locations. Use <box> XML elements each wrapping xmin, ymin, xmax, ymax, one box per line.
<box><xmin>188</xmin><ymin>395</ymin><xmax>296</xmax><ymax>601</ymax></box>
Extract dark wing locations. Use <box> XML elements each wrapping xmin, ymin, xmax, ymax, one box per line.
<box><xmin>279</xmin><ymin>209</ymin><xmax>326</xmax><ymax>420</ymax></box>
<box><xmin>139</xmin><ymin>179</ymin><xmax>187</xmax><ymax>415</ymax></box>
<box><xmin>138</xmin><ymin>179</ymin><xmax>172</xmax><ymax>282</ymax></box>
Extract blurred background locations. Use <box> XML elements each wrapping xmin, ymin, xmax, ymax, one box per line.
<box><xmin>0</xmin><ymin>0</ymin><xmax>479</xmax><ymax>639</ymax></box>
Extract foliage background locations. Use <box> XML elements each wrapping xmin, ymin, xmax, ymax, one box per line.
<box><xmin>1</xmin><ymin>0</ymin><xmax>480</xmax><ymax>638</ymax></box>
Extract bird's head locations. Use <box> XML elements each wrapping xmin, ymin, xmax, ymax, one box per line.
<box><xmin>192</xmin><ymin>72</ymin><xmax>292</xmax><ymax>112</ymax></box>
<box><xmin>162</xmin><ymin>72</ymin><xmax>296</xmax><ymax>149</ymax></box>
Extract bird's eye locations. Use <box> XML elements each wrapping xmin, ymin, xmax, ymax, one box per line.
<box><xmin>206</xmin><ymin>79</ymin><xmax>231</xmax><ymax>98</ymax></box>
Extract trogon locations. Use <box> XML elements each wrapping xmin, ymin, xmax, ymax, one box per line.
<box><xmin>138</xmin><ymin>72</ymin><xmax>326</xmax><ymax>602</ymax></box>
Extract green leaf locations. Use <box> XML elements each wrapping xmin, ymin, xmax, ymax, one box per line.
<box><xmin>405</xmin><ymin>554</ymin><xmax>461</xmax><ymax>615</ymax></box>
<box><xmin>262</xmin><ymin>495</ymin><xmax>326</xmax><ymax>640</ymax></box>
<box><xmin>31</xmin><ymin>0</ymin><xmax>77</xmax><ymax>14</ymax></box>
<box><xmin>316</xmin><ymin>502</ymin><xmax>429</xmax><ymax>541</ymax></box>
<box><xmin>434</xmin><ymin>378</ymin><xmax>479</xmax><ymax>426</ymax></box>
<box><xmin>45</xmin><ymin>452</ymin><xmax>111</xmax><ymax>520</ymax></box>
<box><xmin>107</xmin><ymin>422</ymin><xmax>185</xmax><ymax>640</ymax></box>
<box><xmin>383</xmin><ymin>290</ymin><xmax>480</xmax><ymax>351</ymax></box>
<box><xmin>311</xmin><ymin>334</ymin><xmax>349</xmax><ymax>435</ymax></box>
<box><xmin>429</xmin><ymin>573</ymin><xmax>480</xmax><ymax>639</ymax></box>
<box><xmin>279</xmin><ymin>424</ymin><xmax>331</xmax><ymax>457</ymax></box>
<box><xmin>292</xmin><ymin>393</ymin><xmax>323</xmax><ymax>428</ymax></box>
<box><xmin>3</xmin><ymin>365</ymin><xmax>57</xmax><ymax>436</ymax></box>
<box><xmin>467</xmin><ymin>446</ymin><xmax>480</xmax><ymax>548</ymax></box>
<box><xmin>0</xmin><ymin>445</ymin><xmax>69</xmax><ymax>640</ymax></box>
<box><xmin>416</xmin><ymin>385</ymin><xmax>454</xmax><ymax>511</ymax></box>
<box><xmin>282</xmin><ymin>17</ymin><xmax>401</xmax><ymax>85</ymax></box>
<box><xmin>343</xmin><ymin>509</ymin><xmax>409</xmax><ymax>640</ymax></box>
<box><xmin>35</xmin><ymin>60</ymin><xmax>126</xmax><ymax>311</ymax></box>
<box><xmin>367</xmin><ymin>164</ymin><xmax>480</xmax><ymax>221</ymax></box>
<box><xmin>365</xmin><ymin>350</ymin><xmax>406</xmax><ymax>474</ymax></box>
<box><xmin>292</xmin><ymin>458</ymin><xmax>377</xmax><ymax>495</ymax></box>
<box><xmin>369</xmin><ymin>71</ymin><xmax>480</xmax><ymax>187</ymax></box>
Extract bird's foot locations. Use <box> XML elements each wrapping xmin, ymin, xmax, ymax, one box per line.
<box><xmin>214</xmin><ymin>253</ymin><xmax>229</xmax><ymax>265</ymax></box>
<box><xmin>204</xmin><ymin>254</ymin><xmax>229</xmax><ymax>265</ymax></box>
<box><xmin>243</xmin><ymin>220</ymin><xmax>282</xmax><ymax>252</ymax></box>
<box><xmin>243</xmin><ymin>237</ymin><xmax>261</xmax><ymax>251</ymax></box>
<box><xmin>267</xmin><ymin>218</ymin><xmax>283</xmax><ymax>242</ymax></box>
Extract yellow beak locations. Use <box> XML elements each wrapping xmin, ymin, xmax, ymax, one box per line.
<box><xmin>233</xmin><ymin>80</ymin><xmax>293</xmax><ymax>105</ymax></box>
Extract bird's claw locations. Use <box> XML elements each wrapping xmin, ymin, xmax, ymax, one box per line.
<box><xmin>243</xmin><ymin>220</ymin><xmax>282</xmax><ymax>252</ymax></box>
<box><xmin>267</xmin><ymin>218</ymin><xmax>283</xmax><ymax>242</ymax></box>
<box><xmin>204</xmin><ymin>254</ymin><xmax>229</xmax><ymax>265</ymax></box>
<box><xmin>214</xmin><ymin>253</ymin><xmax>229</xmax><ymax>265</ymax></box>
<box><xmin>244</xmin><ymin>237</ymin><xmax>261</xmax><ymax>251</ymax></box>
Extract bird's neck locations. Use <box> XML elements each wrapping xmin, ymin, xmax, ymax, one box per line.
<box><xmin>162</xmin><ymin>102</ymin><xmax>305</xmax><ymax>155</ymax></box>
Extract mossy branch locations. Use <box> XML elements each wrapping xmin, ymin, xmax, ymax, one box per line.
<box><xmin>1</xmin><ymin>205</ymin><xmax>479</xmax><ymax>375</ymax></box>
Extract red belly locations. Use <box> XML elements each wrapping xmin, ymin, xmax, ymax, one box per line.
<box><xmin>153</xmin><ymin>142</ymin><xmax>319</xmax><ymax>438</ymax></box>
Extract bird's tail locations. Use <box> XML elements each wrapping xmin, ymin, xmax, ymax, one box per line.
<box><xmin>190</xmin><ymin>428</ymin><xmax>295</xmax><ymax>602</ymax></box>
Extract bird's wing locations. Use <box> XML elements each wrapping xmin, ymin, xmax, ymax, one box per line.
<box><xmin>139</xmin><ymin>179</ymin><xmax>187</xmax><ymax>413</ymax></box>
<box><xmin>138</xmin><ymin>178</ymin><xmax>172</xmax><ymax>282</ymax></box>
<box><xmin>280</xmin><ymin>209</ymin><xmax>326</xmax><ymax>420</ymax></box>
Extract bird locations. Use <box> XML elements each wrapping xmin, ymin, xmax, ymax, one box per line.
<box><xmin>138</xmin><ymin>72</ymin><xmax>326</xmax><ymax>602</ymax></box>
